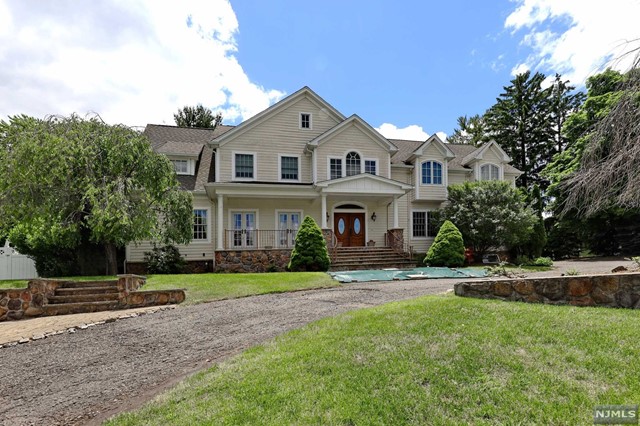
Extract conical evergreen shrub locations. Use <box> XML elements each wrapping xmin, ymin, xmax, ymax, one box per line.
<box><xmin>424</xmin><ymin>220</ymin><xmax>465</xmax><ymax>267</ymax></box>
<box><xmin>288</xmin><ymin>216</ymin><xmax>330</xmax><ymax>272</ymax></box>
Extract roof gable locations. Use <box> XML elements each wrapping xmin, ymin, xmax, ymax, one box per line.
<box><xmin>315</xmin><ymin>173</ymin><xmax>412</xmax><ymax>194</ymax></box>
<box><xmin>210</xmin><ymin>86</ymin><xmax>346</xmax><ymax>147</ymax></box>
<box><xmin>461</xmin><ymin>140</ymin><xmax>511</xmax><ymax>165</ymax></box>
<box><xmin>410</xmin><ymin>134</ymin><xmax>455</xmax><ymax>160</ymax></box>
<box><xmin>306</xmin><ymin>114</ymin><xmax>397</xmax><ymax>153</ymax></box>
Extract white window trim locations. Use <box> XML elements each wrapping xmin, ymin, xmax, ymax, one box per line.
<box><xmin>478</xmin><ymin>162</ymin><xmax>503</xmax><ymax>181</ymax></box>
<box><xmin>278</xmin><ymin>154</ymin><xmax>301</xmax><ymax>183</ymax></box>
<box><xmin>419</xmin><ymin>159</ymin><xmax>445</xmax><ymax>186</ymax></box>
<box><xmin>299</xmin><ymin>112</ymin><xmax>313</xmax><ymax>130</ymax></box>
<box><xmin>327</xmin><ymin>156</ymin><xmax>344</xmax><ymax>180</ymax></box>
<box><xmin>170</xmin><ymin>158</ymin><xmax>195</xmax><ymax>175</ymax></box>
<box><xmin>192</xmin><ymin>207</ymin><xmax>211</xmax><ymax>243</ymax></box>
<box><xmin>364</xmin><ymin>158</ymin><xmax>378</xmax><ymax>175</ymax></box>
<box><xmin>232</xmin><ymin>151</ymin><xmax>257</xmax><ymax>182</ymax></box>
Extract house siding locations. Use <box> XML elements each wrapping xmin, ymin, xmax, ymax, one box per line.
<box><xmin>415</xmin><ymin>143</ymin><xmax>448</xmax><ymax>200</ymax></box>
<box><xmin>126</xmin><ymin>196</ymin><xmax>215</xmax><ymax>262</ymax></box>
<box><xmin>315</xmin><ymin>123</ymin><xmax>391</xmax><ymax>181</ymax></box>
<box><xmin>218</xmin><ymin>97</ymin><xmax>340</xmax><ymax>183</ymax></box>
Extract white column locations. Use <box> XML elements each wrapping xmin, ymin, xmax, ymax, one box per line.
<box><xmin>392</xmin><ymin>196</ymin><xmax>399</xmax><ymax>229</ymax></box>
<box><xmin>216</xmin><ymin>194</ymin><xmax>224</xmax><ymax>250</ymax></box>
<box><xmin>321</xmin><ymin>193</ymin><xmax>327</xmax><ymax>228</ymax></box>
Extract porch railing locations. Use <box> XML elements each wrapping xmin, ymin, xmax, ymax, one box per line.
<box><xmin>324</xmin><ymin>229</ymin><xmax>339</xmax><ymax>263</ymax></box>
<box><xmin>223</xmin><ymin>229</ymin><xmax>298</xmax><ymax>250</ymax></box>
<box><xmin>385</xmin><ymin>231</ymin><xmax>414</xmax><ymax>261</ymax></box>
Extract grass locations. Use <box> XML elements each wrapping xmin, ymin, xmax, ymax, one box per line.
<box><xmin>0</xmin><ymin>272</ymin><xmax>338</xmax><ymax>304</ymax></box>
<box><xmin>106</xmin><ymin>295</ymin><xmax>640</xmax><ymax>425</ymax></box>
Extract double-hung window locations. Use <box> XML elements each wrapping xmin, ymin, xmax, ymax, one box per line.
<box><xmin>364</xmin><ymin>159</ymin><xmax>377</xmax><ymax>175</ymax></box>
<box><xmin>421</xmin><ymin>161</ymin><xmax>443</xmax><ymax>185</ymax></box>
<box><xmin>193</xmin><ymin>209</ymin><xmax>208</xmax><ymax>241</ymax></box>
<box><xmin>330</xmin><ymin>158</ymin><xmax>343</xmax><ymax>180</ymax></box>
<box><xmin>412</xmin><ymin>211</ymin><xmax>439</xmax><ymax>239</ymax></box>
<box><xmin>280</xmin><ymin>156</ymin><xmax>299</xmax><ymax>181</ymax></box>
<box><xmin>234</xmin><ymin>153</ymin><xmax>255</xmax><ymax>179</ymax></box>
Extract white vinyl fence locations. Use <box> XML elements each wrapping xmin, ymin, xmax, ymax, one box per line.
<box><xmin>0</xmin><ymin>242</ymin><xmax>39</xmax><ymax>280</ymax></box>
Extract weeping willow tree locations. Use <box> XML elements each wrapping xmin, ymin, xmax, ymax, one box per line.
<box><xmin>560</xmin><ymin>56</ymin><xmax>640</xmax><ymax>217</ymax></box>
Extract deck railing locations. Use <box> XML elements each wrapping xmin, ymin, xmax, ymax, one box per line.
<box><xmin>223</xmin><ymin>229</ymin><xmax>298</xmax><ymax>250</ymax></box>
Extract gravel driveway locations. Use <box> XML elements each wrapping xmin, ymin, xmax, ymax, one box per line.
<box><xmin>0</xmin><ymin>257</ymin><xmax>634</xmax><ymax>425</ymax></box>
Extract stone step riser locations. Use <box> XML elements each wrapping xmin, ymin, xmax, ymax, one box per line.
<box><xmin>42</xmin><ymin>301</ymin><xmax>121</xmax><ymax>316</ymax></box>
<box><xmin>330</xmin><ymin>264</ymin><xmax>417</xmax><ymax>271</ymax></box>
<box><xmin>58</xmin><ymin>281</ymin><xmax>118</xmax><ymax>289</ymax></box>
<box><xmin>55</xmin><ymin>287</ymin><xmax>119</xmax><ymax>295</ymax></box>
<box><xmin>47</xmin><ymin>294</ymin><xmax>120</xmax><ymax>304</ymax></box>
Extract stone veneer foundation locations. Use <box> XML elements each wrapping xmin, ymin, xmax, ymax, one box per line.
<box><xmin>214</xmin><ymin>249</ymin><xmax>291</xmax><ymax>272</ymax></box>
<box><xmin>454</xmin><ymin>272</ymin><xmax>640</xmax><ymax>309</ymax></box>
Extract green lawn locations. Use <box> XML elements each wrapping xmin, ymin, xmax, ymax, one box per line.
<box><xmin>107</xmin><ymin>295</ymin><xmax>640</xmax><ymax>425</ymax></box>
<box><xmin>0</xmin><ymin>272</ymin><xmax>338</xmax><ymax>304</ymax></box>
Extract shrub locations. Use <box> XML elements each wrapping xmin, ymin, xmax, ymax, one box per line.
<box><xmin>532</xmin><ymin>257</ymin><xmax>553</xmax><ymax>267</ymax></box>
<box><xmin>513</xmin><ymin>255</ymin><xmax>530</xmax><ymax>266</ymax></box>
<box><xmin>288</xmin><ymin>216</ymin><xmax>330</xmax><ymax>272</ymax></box>
<box><xmin>144</xmin><ymin>244</ymin><xmax>185</xmax><ymax>274</ymax></box>
<box><xmin>424</xmin><ymin>220</ymin><xmax>465</xmax><ymax>267</ymax></box>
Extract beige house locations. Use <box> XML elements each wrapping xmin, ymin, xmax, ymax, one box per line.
<box><xmin>125</xmin><ymin>87</ymin><xmax>520</xmax><ymax>272</ymax></box>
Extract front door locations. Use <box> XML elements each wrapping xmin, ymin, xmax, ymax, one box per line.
<box><xmin>334</xmin><ymin>213</ymin><xmax>365</xmax><ymax>247</ymax></box>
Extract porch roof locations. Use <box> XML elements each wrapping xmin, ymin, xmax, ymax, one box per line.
<box><xmin>315</xmin><ymin>173</ymin><xmax>412</xmax><ymax>196</ymax></box>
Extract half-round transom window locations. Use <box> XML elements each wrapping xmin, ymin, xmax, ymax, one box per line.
<box><xmin>346</xmin><ymin>152</ymin><xmax>361</xmax><ymax>176</ymax></box>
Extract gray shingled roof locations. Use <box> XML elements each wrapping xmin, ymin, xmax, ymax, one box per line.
<box><xmin>390</xmin><ymin>139</ymin><xmax>521</xmax><ymax>174</ymax></box>
<box><xmin>144</xmin><ymin>124</ymin><xmax>234</xmax><ymax>191</ymax></box>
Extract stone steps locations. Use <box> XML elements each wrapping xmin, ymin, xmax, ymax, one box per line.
<box><xmin>43</xmin><ymin>301</ymin><xmax>121</xmax><ymax>316</ymax></box>
<box><xmin>330</xmin><ymin>247</ymin><xmax>416</xmax><ymax>271</ymax></box>
<box><xmin>47</xmin><ymin>293</ymin><xmax>120</xmax><ymax>304</ymax></box>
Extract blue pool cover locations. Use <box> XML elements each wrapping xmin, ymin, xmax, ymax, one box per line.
<box><xmin>329</xmin><ymin>267</ymin><xmax>488</xmax><ymax>283</ymax></box>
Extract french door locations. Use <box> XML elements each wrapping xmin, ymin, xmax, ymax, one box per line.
<box><xmin>278</xmin><ymin>212</ymin><xmax>300</xmax><ymax>248</ymax></box>
<box><xmin>232</xmin><ymin>212</ymin><xmax>256</xmax><ymax>248</ymax></box>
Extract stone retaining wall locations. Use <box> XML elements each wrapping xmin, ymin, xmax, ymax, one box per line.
<box><xmin>215</xmin><ymin>249</ymin><xmax>291</xmax><ymax>272</ymax></box>
<box><xmin>454</xmin><ymin>272</ymin><xmax>640</xmax><ymax>309</ymax></box>
<box><xmin>0</xmin><ymin>274</ymin><xmax>185</xmax><ymax>321</ymax></box>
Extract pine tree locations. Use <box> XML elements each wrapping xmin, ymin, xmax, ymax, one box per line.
<box><xmin>288</xmin><ymin>216</ymin><xmax>330</xmax><ymax>272</ymax></box>
<box><xmin>485</xmin><ymin>71</ymin><xmax>554</xmax><ymax>190</ymax></box>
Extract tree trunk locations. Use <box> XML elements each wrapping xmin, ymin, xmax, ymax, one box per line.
<box><xmin>105</xmin><ymin>243</ymin><xmax>118</xmax><ymax>276</ymax></box>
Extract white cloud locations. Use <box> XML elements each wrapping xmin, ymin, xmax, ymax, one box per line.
<box><xmin>505</xmin><ymin>0</ymin><xmax>640</xmax><ymax>85</ymax></box>
<box><xmin>375</xmin><ymin>123</ymin><xmax>429</xmax><ymax>141</ymax></box>
<box><xmin>0</xmin><ymin>0</ymin><xmax>285</xmax><ymax>127</ymax></box>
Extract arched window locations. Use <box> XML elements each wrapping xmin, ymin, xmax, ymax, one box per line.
<box><xmin>480</xmin><ymin>164</ymin><xmax>500</xmax><ymax>181</ymax></box>
<box><xmin>346</xmin><ymin>151</ymin><xmax>361</xmax><ymax>176</ymax></box>
<box><xmin>421</xmin><ymin>161</ymin><xmax>443</xmax><ymax>185</ymax></box>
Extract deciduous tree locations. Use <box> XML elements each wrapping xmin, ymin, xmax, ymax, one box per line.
<box><xmin>174</xmin><ymin>104</ymin><xmax>222</xmax><ymax>129</ymax></box>
<box><xmin>0</xmin><ymin>114</ymin><xmax>193</xmax><ymax>275</ymax></box>
<box><xmin>440</xmin><ymin>181</ymin><xmax>537</xmax><ymax>257</ymax></box>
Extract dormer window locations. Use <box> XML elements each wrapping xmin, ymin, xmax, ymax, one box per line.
<box><xmin>421</xmin><ymin>161</ymin><xmax>443</xmax><ymax>185</ymax></box>
<box><xmin>300</xmin><ymin>113</ymin><xmax>312</xmax><ymax>129</ymax></box>
<box><xmin>171</xmin><ymin>159</ymin><xmax>193</xmax><ymax>175</ymax></box>
<box><xmin>480</xmin><ymin>164</ymin><xmax>500</xmax><ymax>181</ymax></box>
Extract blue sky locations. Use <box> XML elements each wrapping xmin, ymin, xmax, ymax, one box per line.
<box><xmin>0</xmin><ymin>0</ymin><xmax>638</xmax><ymax>140</ymax></box>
